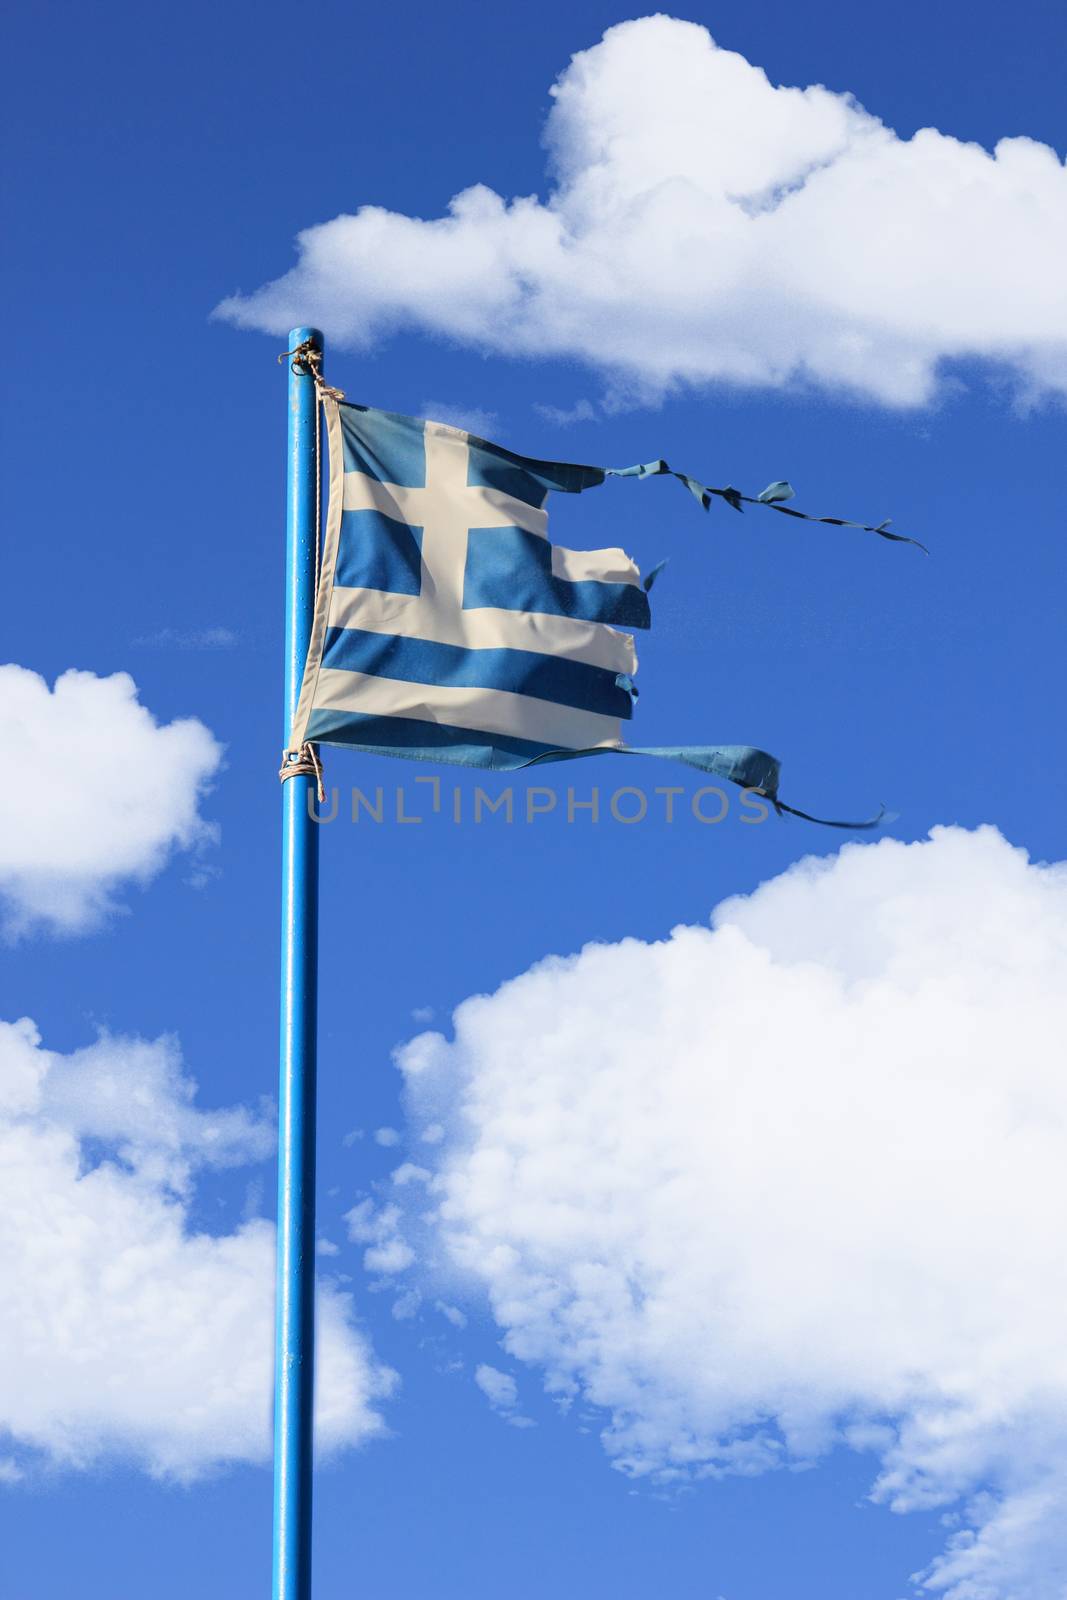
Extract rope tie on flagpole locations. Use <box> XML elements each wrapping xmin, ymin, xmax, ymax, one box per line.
<box><xmin>277</xmin><ymin>337</ymin><xmax>340</xmax><ymax>805</ymax></box>
<box><xmin>278</xmin><ymin>339</ymin><xmax>345</xmax><ymax>403</ymax></box>
<box><xmin>279</xmin><ymin>742</ymin><xmax>326</xmax><ymax>803</ymax></box>
<box><xmin>277</xmin><ymin>338</ymin><xmax>345</xmax><ymax>579</ymax></box>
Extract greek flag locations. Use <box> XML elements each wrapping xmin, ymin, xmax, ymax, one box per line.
<box><xmin>288</xmin><ymin>398</ymin><xmax>883</xmax><ymax>825</ymax></box>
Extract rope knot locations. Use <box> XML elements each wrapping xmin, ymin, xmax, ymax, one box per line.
<box><xmin>278</xmin><ymin>340</ymin><xmax>345</xmax><ymax>402</ymax></box>
<box><xmin>279</xmin><ymin>743</ymin><xmax>326</xmax><ymax>804</ymax></box>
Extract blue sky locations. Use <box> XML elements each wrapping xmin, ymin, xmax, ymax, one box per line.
<box><xmin>3</xmin><ymin>3</ymin><xmax>1067</xmax><ymax>1598</ymax></box>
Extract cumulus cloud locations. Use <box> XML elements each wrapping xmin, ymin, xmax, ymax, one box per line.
<box><xmin>40</xmin><ymin>1030</ymin><xmax>274</xmax><ymax>1194</ymax></box>
<box><xmin>0</xmin><ymin>1018</ymin><xmax>394</xmax><ymax>1480</ymax></box>
<box><xmin>218</xmin><ymin>16</ymin><xmax>1067</xmax><ymax>408</ymax></box>
<box><xmin>379</xmin><ymin>827</ymin><xmax>1067</xmax><ymax>1599</ymax></box>
<box><xmin>0</xmin><ymin>667</ymin><xmax>223</xmax><ymax>938</ymax></box>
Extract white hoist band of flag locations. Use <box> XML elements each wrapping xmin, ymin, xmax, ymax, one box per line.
<box><xmin>289</xmin><ymin>398</ymin><xmax>884</xmax><ymax>828</ymax></box>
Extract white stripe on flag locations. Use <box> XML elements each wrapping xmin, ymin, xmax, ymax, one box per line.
<box><xmin>550</xmin><ymin>545</ymin><xmax>643</xmax><ymax>586</ymax></box>
<box><xmin>327</xmin><ymin>586</ymin><xmax>638</xmax><ymax>675</ymax></box>
<box><xmin>311</xmin><ymin>667</ymin><xmax>623</xmax><ymax>751</ymax></box>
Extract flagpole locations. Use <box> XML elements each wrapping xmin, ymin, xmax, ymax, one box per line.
<box><xmin>274</xmin><ymin>326</ymin><xmax>323</xmax><ymax>1600</ymax></box>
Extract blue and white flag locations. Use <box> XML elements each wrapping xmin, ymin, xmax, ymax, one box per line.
<box><xmin>288</xmin><ymin>398</ymin><xmax>889</xmax><ymax>825</ymax></box>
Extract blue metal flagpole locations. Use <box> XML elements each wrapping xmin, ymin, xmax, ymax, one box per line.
<box><xmin>274</xmin><ymin>326</ymin><xmax>323</xmax><ymax>1600</ymax></box>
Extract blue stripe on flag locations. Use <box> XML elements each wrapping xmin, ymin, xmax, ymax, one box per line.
<box><xmin>320</xmin><ymin>627</ymin><xmax>633</xmax><ymax>719</ymax></box>
<box><xmin>303</xmin><ymin>709</ymin><xmax>784</xmax><ymax>794</ymax></box>
<box><xmin>335</xmin><ymin>509</ymin><xmax>424</xmax><ymax>596</ymax></box>
<box><xmin>463</xmin><ymin>526</ymin><xmax>651</xmax><ymax>628</ymax></box>
<box><xmin>339</xmin><ymin>405</ymin><xmax>426</xmax><ymax>488</ymax></box>
<box><xmin>466</xmin><ymin>436</ymin><xmax>606</xmax><ymax>509</ymax></box>
<box><xmin>304</xmin><ymin>708</ymin><xmax>561</xmax><ymax>768</ymax></box>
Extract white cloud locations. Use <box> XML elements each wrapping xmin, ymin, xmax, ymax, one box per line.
<box><xmin>390</xmin><ymin>1162</ymin><xmax>431</xmax><ymax>1187</ymax></box>
<box><xmin>475</xmin><ymin>1364</ymin><xmax>518</xmax><ymax>1409</ymax></box>
<box><xmin>39</xmin><ymin>1030</ymin><xmax>274</xmax><ymax>1194</ymax></box>
<box><xmin>217</xmin><ymin>16</ymin><xmax>1067</xmax><ymax>409</ymax></box>
<box><xmin>0</xmin><ymin>666</ymin><xmax>223</xmax><ymax>938</ymax></box>
<box><xmin>474</xmin><ymin>1364</ymin><xmax>535</xmax><ymax>1428</ymax></box>
<box><xmin>533</xmin><ymin>399</ymin><xmax>598</xmax><ymax>426</ymax></box>
<box><xmin>436</xmin><ymin>1301</ymin><xmax>467</xmax><ymax>1330</ymax></box>
<box><xmin>345</xmin><ymin>1198</ymin><xmax>415</xmax><ymax>1275</ymax></box>
<box><xmin>387</xmin><ymin>827</ymin><xmax>1067</xmax><ymax>1599</ymax></box>
<box><xmin>391</xmin><ymin>1288</ymin><xmax>422</xmax><ymax>1321</ymax></box>
<box><xmin>374</xmin><ymin>1126</ymin><xmax>400</xmax><ymax>1147</ymax></box>
<box><xmin>0</xmin><ymin>1018</ymin><xmax>394</xmax><ymax>1481</ymax></box>
<box><xmin>133</xmin><ymin>627</ymin><xmax>238</xmax><ymax>651</ymax></box>
<box><xmin>420</xmin><ymin>401</ymin><xmax>499</xmax><ymax>437</ymax></box>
